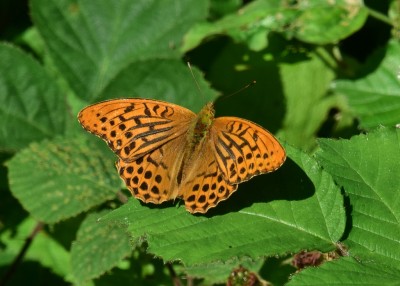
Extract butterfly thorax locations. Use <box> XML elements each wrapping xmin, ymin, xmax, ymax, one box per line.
<box><xmin>190</xmin><ymin>102</ymin><xmax>215</xmax><ymax>146</ymax></box>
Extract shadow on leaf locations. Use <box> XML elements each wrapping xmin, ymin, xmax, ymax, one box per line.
<box><xmin>203</xmin><ymin>156</ymin><xmax>314</xmax><ymax>217</ymax></box>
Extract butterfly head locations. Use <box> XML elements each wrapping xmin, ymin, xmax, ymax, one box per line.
<box><xmin>200</xmin><ymin>102</ymin><xmax>215</xmax><ymax>123</ymax></box>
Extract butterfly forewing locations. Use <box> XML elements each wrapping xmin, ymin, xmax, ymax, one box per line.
<box><xmin>211</xmin><ymin>117</ymin><xmax>286</xmax><ymax>184</ymax></box>
<box><xmin>78</xmin><ymin>99</ymin><xmax>195</xmax><ymax>162</ymax></box>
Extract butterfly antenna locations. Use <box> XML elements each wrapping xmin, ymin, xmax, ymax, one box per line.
<box><xmin>219</xmin><ymin>80</ymin><xmax>256</xmax><ymax>102</ymax></box>
<box><xmin>187</xmin><ymin>62</ymin><xmax>205</xmax><ymax>100</ymax></box>
<box><xmin>220</xmin><ymin>80</ymin><xmax>257</xmax><ymax>100</ymax></box>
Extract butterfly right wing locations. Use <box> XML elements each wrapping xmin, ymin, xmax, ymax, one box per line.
<box><xmin>211</xmin><ymin>117</ymin><xmax>286</xmax><ymax>184</ymax></box>
<box><xmin>180</xmin><ymin>141</ymin><xmax>238</xmax><ymax>213</ymax></box>
<box><xmin>78</xmin><ymin>98</ymin><xmax>195</xmax><ymax>162</ymax></box>
<box><xmin>182</xmin><ymin>160</ymin><xmax>238</xmax><ymax>213</ymax></box>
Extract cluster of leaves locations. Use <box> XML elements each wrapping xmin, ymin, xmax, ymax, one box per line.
<box><xmin>0</xmin><ymin>0</ymin><xmax>399</xmax><ymax>285</ymax></box>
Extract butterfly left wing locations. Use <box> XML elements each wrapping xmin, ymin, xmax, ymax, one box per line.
<box><xmin>117</xmin><ymin>134</ymin><xmax>188</xmax><ymax>204</ymax></box>
<box><xmin>78</xmin><ymin>99</ymin><xmax>195</xmax><ymax>162</ymax></box>
<box><xmin>211</xmin><ymin>117</ymin><xmax>286</xmax><ymax>184</ymax></box>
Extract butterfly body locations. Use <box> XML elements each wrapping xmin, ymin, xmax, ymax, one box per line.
<box><xmin>192</xmin><ymin>102</ymin><xmax>214</xmax><ymax>141</ymax></box>
<box><xmin>78</xmin><ymin>98</ymin><xmax>285</xmax><ymax>213</ymax></box>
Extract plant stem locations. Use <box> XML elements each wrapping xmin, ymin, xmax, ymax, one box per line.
<box><xmin>0</xmin><ymin>221</ymin><xmax>45</xmax><ymax>286</ymax></box>
<box><xmin>116</xmin><ymin>190</ymin><xmax>129</xmax><ymax>203</ymax></box>
<box><xmin>365</xmin><ymin>6</ymin><xmax>394</xmax><ymax>27</ymax></box>
<box><xmin>166</xmin><ymin>262</ymin><xmax>183</xmax><ymax>286</ymax></box>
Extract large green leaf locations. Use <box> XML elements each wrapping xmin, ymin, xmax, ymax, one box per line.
<box><xmin>0</xmin><ymin>44</ymin><xmax>67</xmax><ymax>152</ymax></box>
<box><xmin>316</xmin><ymin>127</ymin><xmax>400</xmax><ymax>266</ymax></box>
<box><xmin>6</xmin><ymin>137</ymin><xmax>120</xmax><ymax>223</ymax></box>
<box><xmin>294</xmin><ymin>0</ymin><xmax>368</xmax><ymax>44</ymax></box>
<box><xmin>31</xmin><ymin>0</ymin><xmax>208</xmax><ymax>101</ymax></box>
<box><xmin>103</xmin><ymin>144</ymin><xmax>345</xmax><ymax>266</ymax></box>
<box><xmin>334</xmin><ymin>40</ymin><xmax>400</xmax><ymax>130</ymax></box>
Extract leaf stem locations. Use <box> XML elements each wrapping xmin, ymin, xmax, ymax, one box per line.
<box><xmin>116</xmin><ymin>190</ymin><xmax>129</xmax><ymax>203</ymax></box>
<box><xmin>0</xmin><ymin>221</ymin><xmax>45</xmax><ymax>286</ymax></box>
<box><xmin>166</xmin><ymin>262</ymin><xmax>183</xmax><ymax>286</ymax></box>
<box><xmin>365</xmin><ymin>6</ymin><xmax>394</xmax><ymax>27</ymax></box>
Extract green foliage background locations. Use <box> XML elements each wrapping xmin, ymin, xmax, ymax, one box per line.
<box><xmin>0</xmin><ymin>0</ymin><xmax>399</xmax><ymax>285</ymax></box>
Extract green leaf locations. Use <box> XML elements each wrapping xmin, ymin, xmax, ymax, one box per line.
<box><xmin>334</xmin><ymin>40</ymin><xmax>400</xmax><ymax>130</ymax></box>
<box><xmin>278</xmin><ymin>48</ymin><xmax>338</xmax><ymax>150</ymax></box>
<box><xmin>288</xmin><ymin>257</ymin><xmax>400</xmax><ymax>285</ymax></box>
<box><xmin>182</xmin><ymin>0</ymin><xmax>368</xmax><ymax>52</ymax></box>
<box><xmin>294</xmin><ymin>0</ymin><xmax>368</xmax><ymax>44</ymax></box>
<box><xmin>31</xmin><ymin>0</ymin><xmax>208</xmax><ymax>101</ymax></box>
<box><xmin>182</xmin><ymin>1</ymin><xmax>294</xmax><ymax>52</ymax></box>
<box><xmin>71</xmin><ymin>211</ymin><xmax>132</xmax><ymax>284</ymax></box>
<box><xmin>102</xmin><ymin>144</ymin><xmax>345</xmax><ymax>266</ymax></box>
<box><xmin>315</xmin><ymin>127</ymin><xmax>400</xmax><ymax>265</ymax></box>
<box><xmin>16</xmin><ymin>27</ymin><xmax>46</xmax><ymax>57</ymax></box>
<box><xmin>0</xmin><ymin>44</ymin><xmax>67</xmax><ymax>152</ymax></box>
<box><xmin>209</xmin><ymin>0</ymin><xmax>241</xmax><ymax>19</ymax></box>
<box><xmin>6</xmin><ymin>137</ymin><xmax>120</xmax><ymax>223</ymax></box>
<box><xmin>389</xmin><ymin>0</ymin><xmax>400</xmax><ymax>25</ymax></box>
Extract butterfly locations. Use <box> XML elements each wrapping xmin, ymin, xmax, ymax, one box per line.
<box><xmin>78</xmin><ymin>98</ymin><xmax>286</xmax><ymax>213</ymax></box>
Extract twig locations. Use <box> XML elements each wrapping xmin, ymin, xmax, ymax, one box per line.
<box><xmin>166</xmin><ymin>262</ymin><xmax>183</xmax><ymax>286</ymax></box>
<box><xmin>116</xmin><ymin>190</ymin><xmax>129</xmax><ymax>203</ymax></box>
<box><xmin>365</xmin><ymin>6</ymin><xmax>394</xmax><ymax>27</ymax></box>
<box><xmin>0</xmin><ymin>221</ymin><xmax>45</xmax><ymax>286</ymax></box>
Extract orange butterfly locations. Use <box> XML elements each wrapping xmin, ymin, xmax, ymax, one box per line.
<box><xmin>78</xmin><ymin>99</ymin><xmax>286</xmax><ymax>213</ymax></box>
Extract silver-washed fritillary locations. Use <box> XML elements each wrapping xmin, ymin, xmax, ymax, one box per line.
<box><xmin>78</xmin><ymin>98</ymin><xmax>286</xmax><ymax>213</ymax></box>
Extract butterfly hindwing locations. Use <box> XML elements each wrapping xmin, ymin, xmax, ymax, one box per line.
<box><xmin>181</xmin><ymin>144</ymin><xmax>238</xmax><ymax>213</ymax></box>
<box><xmin>117</xmin><ymin>135</ymin><xmax>187</xmax><ymax>204</ymax></box>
